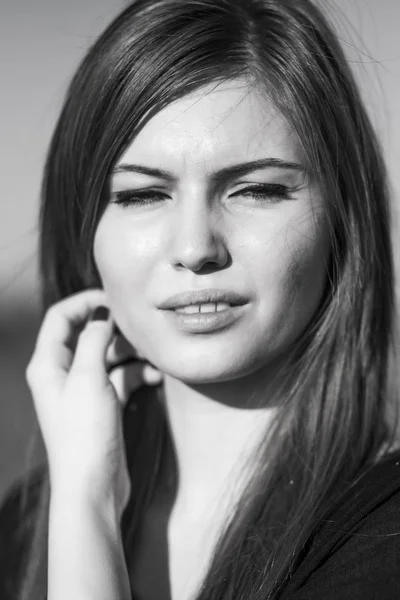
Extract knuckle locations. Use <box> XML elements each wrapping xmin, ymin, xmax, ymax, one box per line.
<box><xmin>40</xmin><ymin>306</ymin><xmax>58</xmax><ymax>331</ymax></box>
<box><xmin>45</xmin><ymin>304</ymin><xmax>58</xmax><ymax>320</ymax></box>
<box><xmin>25</xmin><ymin>358</ymin><xmax>47</xmax><ymax>384</ymax></box>
<box><xmin>25</xmin><ymin>363</ymin><xmax>34</xmax><ymax>383</ymax></box>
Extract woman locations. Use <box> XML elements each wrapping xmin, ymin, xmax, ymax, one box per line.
<box><xmin>1</xmin><ymin>0</ymin><xmax>400</xmax><ymax>598</ymax></box>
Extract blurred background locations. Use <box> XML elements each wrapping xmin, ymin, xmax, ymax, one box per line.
<box><xmin>0</xmin><ymin>0</ymin><xmax>399</xmax><ymax>503</ymax></box>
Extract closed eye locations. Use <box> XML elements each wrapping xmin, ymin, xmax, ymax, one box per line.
<box><xmin>111</xmin><ymin>183</ymin><xmax>295</xmax><ymax>207</ymax></box>
<box><xmin>112</xmin><ymin>190</ymin><xmax>167</xmax><ymax>207</ymax></box>
<box><xmin>231</xmin><ymin>183</ymin><xmax>295</xmax><ymax>202</ymax></box>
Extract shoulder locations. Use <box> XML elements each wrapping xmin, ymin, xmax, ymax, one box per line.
<box><xmin>282</xmin><ymin>450</ymin><xmax>400</xmax><ymax>599</ymax></box>
<box><xmin>0</xmin><ymin>464</ymin><xmax>48</xmax><ymax>599</ymax></box>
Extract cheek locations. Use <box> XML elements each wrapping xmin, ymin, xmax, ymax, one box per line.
<box><xmin>275</xmin><ymin>213</ymin><xmax>329</xmax><ymax>317</ymax></box>
<box><xmin>252</xmin><ymin>210</ymin><xmax>329</xmax><ymax>332</ymax></box>
<box><xmin>93</xmin><ymin>218</ymin><xmax>157</xmax><ymax>304</ymax></box>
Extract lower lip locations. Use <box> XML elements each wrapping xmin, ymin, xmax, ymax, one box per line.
<box><xmin>162</xmin><ymin>304</ymin><xmax>247</xmax><ymax>333</ymax></box>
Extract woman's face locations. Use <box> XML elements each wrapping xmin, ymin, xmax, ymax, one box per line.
<box><xmin>93</xmin><ymin>80</ymin><xmax>330</xmax><ymax>383</ymax></box>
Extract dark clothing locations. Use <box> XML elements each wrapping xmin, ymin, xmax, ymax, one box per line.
<box><xmin>1</xmin><ymin>451</ymin><xmax>400</xmax><ymax>599</ymax></box>
<box><xmin>280</xmin><ymin>450</ymin><xmax>400</xmax><ymax>599</ymax></box>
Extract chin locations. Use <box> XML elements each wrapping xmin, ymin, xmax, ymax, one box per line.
<box><xmin>160</xmin><ymin>353</ymin><xmax>263</xmax><ymax>385</ymax></box>
<box><xmin>163</xmin><ymin>365</ymin><xmax>232</xmax><ymax>384</ymax></box>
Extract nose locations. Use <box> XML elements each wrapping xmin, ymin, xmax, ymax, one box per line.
<box><xmin>168</xmin><ymin>197</ymin><xmax>229</xmax><ymax>272</ymax></box>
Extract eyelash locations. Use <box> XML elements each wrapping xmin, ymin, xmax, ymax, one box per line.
<box><xmin>112</xmin><ymin>184</ymin><xmax>295</xmax><ymax>207</ymax></box>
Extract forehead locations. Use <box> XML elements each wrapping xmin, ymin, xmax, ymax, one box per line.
<box><xmin>116</xmin><ymin>80</ymin><xmax>304</xmax><ymax>173</ymax></box>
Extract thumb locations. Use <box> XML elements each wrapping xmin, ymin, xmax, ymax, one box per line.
<box><xmin>71</xmin><ymin>306</ymin><xmax>114</xmax><ymax>374</ymax></box>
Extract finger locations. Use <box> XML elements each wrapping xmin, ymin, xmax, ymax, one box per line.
<box><xmin>70</xmin><ymin>306</ymin><xmax>114</xmax><ymax>375</ymax></box>
<box><xmin>108</xmin><ymin>359</ymin><xmax>145</xmax><ymax>406</ymax></box>
<box><xmin>32</xmin><ymin>289</ymin><xmax>109</xmax><ymax>376</ymax></box>
<box><xmin>142</xmin><ymin>363</ymin><xmax>164</xmax><ymax>386</ymax></box>
<box><xmin>105</xmin><ymin>331</ymin><xmax>141</xmax><ymax>367</ymax></box>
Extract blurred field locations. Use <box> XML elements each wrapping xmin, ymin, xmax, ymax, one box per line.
<box><xmin>0</xmin><ymin>307</ymin><xmax>45</xmax><ymax>503</ymax></box>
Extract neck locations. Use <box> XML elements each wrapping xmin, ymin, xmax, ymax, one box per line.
<box><xmin>158</xmin><ymin>372</ymin><xmax>278</xmax><ymax>521</ymax></box>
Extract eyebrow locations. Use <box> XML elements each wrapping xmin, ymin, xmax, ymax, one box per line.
<box><xmin>112</xmin><ymin>157</ymin><xmax>306</xmax><ymax>185</ymax></box>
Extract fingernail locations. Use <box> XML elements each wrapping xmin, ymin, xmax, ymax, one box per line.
<box><xmin>91</xmin><ymin>306</ymin><xmax>110</xmax><ymax>321</ymax></box>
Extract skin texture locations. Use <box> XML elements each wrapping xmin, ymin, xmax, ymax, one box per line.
<box><xmin>93</xmin><ymin>79</ymin><xmax>331</xmax><ymax>520</ymax></box>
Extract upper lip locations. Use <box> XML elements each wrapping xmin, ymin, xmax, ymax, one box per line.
<box><xmin>158</xmin><ymin>288</ymin><xmax>249</xmax><ymax>310</ymax></box>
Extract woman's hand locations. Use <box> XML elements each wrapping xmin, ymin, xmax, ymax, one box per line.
<box><xmin>25</xmin><ymin>288</ymin><xmax>162</xmax><ymax>517</ymax></box>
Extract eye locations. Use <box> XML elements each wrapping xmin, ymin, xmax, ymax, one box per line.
<box><xmin>111</xmin><ymin>183</ymin><xmax>295</xmax><ymax>208</ymax></box>
<box><xmin>231</xmin><ymin>183</ymin><xmax>295</xmax><ymax>203</ymax></box>
<box><xmin>112</xmin><ymin>190</ymin><xmax>167</xmax><ymax>207</ymax></box>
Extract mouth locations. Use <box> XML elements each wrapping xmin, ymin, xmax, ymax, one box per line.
<box><xmin>171</xmin><ymin>301</ymin><xmax>235</xmax><ymax>314</ymax></box>
<box><xmin>158</xmin><ymin>288</ymin><xmax>249</xmax><ymax>311</ymax></box>
<box><xmin>163</xmin><ymin>302</ymin><xmax>247</xmax><ymax>334</ymax></box>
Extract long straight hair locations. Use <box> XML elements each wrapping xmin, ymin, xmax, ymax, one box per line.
<box><xmin>14</xmin><ymin>0</ymin><xmax>400</xmax><ymax>598</ymax></box>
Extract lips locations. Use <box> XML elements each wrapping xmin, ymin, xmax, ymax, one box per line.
<box><xmin>165</xmin><ymin>302</ymin><xmax>247</xmax><ymax>333</ymax></box>
<box><xmin>158</xmin><ymin>288</ymin><xmax>249</xmax><ymax>310</ymax></box>
<box><xmin>175</xmin><ymin>301</ymin><xmax>231</xmax><ymax>314</ymax></box>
